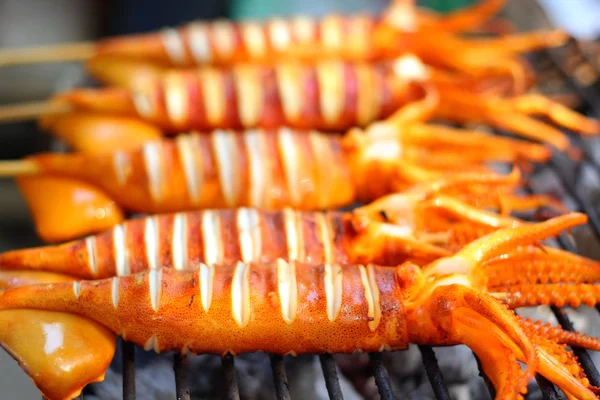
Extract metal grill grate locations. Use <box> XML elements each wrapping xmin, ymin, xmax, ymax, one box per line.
<box><xmin>319</xmin><ymin>354</ymin><xmax>345</xmax><ymax>400</ymax></box>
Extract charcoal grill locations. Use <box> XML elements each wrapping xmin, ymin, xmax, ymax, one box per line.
<box><xmin>20</xmin><ymin>1</ymin><xmax>600</xmax><ymax>399</ymax></box>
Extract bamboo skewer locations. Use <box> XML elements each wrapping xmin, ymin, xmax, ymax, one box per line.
<box><xmin>0</xmin><ymin>160</ymin><xmax>40</xmax><ymax>177</ymax></box>
<box><xmin>0</xmin><ymin>102</ymin><xmax>72</xmax><ymax>123</ymax></box>
<box><xmin>0</xmin><ymin>43</ymin><xmax>96</xmax><ymax>66</ymax></box>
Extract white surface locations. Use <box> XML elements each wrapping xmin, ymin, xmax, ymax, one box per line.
<box><xmin>538</xmin><ymin>0</ymin><xmax>600</xmax><ymax>40</ymax></box>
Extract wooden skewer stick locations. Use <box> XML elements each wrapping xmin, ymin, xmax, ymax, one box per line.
<box><xmin>0</xmin><ymin>160</ymin><xmax>40</xmax><ymax>177</ymax></box>
<box><xmin>0</xmin><ymin>101</ymin><xmax>73</xmax><ymax>123</ymax></box>
<box><xmin>0</xmin><ymin>42</ymin><xmax>96</xmax><ymax>66</ymax></box>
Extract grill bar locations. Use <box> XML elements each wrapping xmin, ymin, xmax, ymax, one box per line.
<box><xmin>535</xmin><ymin>376</ymin><xmax>560</xmax><ymax>400</ymax></box>
<box><xmin>548</xmin><ymin>156</ymin><xmax>600</xmax><ymax>239</ymax></box>
<box><xmin>368</xmin><ymin>353</ymin><xmax>394</xmax><ymax>400</ymax></box>
<box><xmin>222</xmin><ymin>354</ymin><xmax>240</xmax><ymax>400</ymax></box>
<box><xmin>556</xmin><ymin>232</ymin><xmax>578</xmax><ymax>253</ymax></box>
<box><xmin>417</xmin><ymin>346</ymin><xmax>452</xmax><ymax>400</ymax></box>
<box><xmin>270</xmin><ymin>354</ymin><xmax>291</xmax><ymax>400</ymax></box>
<box><xmin>551</xmin><ymin>306</ymin><xmax>600</xmax><ymax>387</ymax></box>
<box><xmin>473</xmin><ymin>354</ymin><xmax>496</xmax><ymax>399</ymax></box>
<box><xmin>174</xmin><ymin>354</ymin><xmax>191</xmax><ymax>400</ymax></box>
<box><xmin>319</xmin><ymin>354</ymin><xmax>344</xmax><ymax>400</ymax></box>
<box><xmin>565</xmin><ymin>133</ymin><xmax>600</xmax><ymax>178</ymax></box>
<box><xmin>122</xmin><ymin>341</ymin><xmax>136</xmax><ymax>400</ymax></box>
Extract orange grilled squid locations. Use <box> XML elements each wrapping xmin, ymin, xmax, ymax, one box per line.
<box><xmin>30</xmin><ymin>55</ymin><xmax>598</xmax><ymax>155</ymax></box>
<box><xmin>0</xmin><ymin>0</ymin><xmax>551</xmax><ymax>85</ymax></box>
<box><xmin>0</xmin><ymin>172</ymin><xmax>545</xmax><ymax>280</ymax></box>
<box><xmin>0</xmin><ymin>215</ymin><xmax>599</xmax><ymax>399</ymax></box>
<box><xmin>1</xmin><ymin>118</ymin><xmax>556</xmax><ymax>242</ymax></box>
<box><xmin>75</xmin><ymin>0</ymin><xmax>566</xmax><ymax>93</ymax></box>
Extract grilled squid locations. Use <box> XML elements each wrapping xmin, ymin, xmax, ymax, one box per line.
<box><xmin>1</xmin><ymin>214</ymin><xmax>599</xmax><ymax>400</ymax></box>
<box><xmin>2</xmin><ymin>55</ymin><xmax>596</xmax><ymax>151</ymax></box>
<box><xmin>0</xmin><ymin>171</ymin><xmax>549</xmax><ymax>279</ymax></box>
<box><xmin>0</xmin><ymin>117</ymin><xmax>555</xmax><ymax>242</ymax></box>
<box><xmin>80</xmin><ymin>0</ymin><xmax>517</xmax><ymax>67</ymax></box>
<box><xmin>81</xmin><ymin>15</ymin><xmax>565</xmax><ymax>91</ymax></box>
<box><xmin>0</xmin><ymin>0</ymin><xmax>554</xmax><ymax>83</ymax></box>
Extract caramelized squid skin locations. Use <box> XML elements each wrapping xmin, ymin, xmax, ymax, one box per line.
<box><xmin>0</xmin><ymin>264</ymin><xmax>537</xmax><ymax>400</ymax></box>
<box><xmin>1</xmin><ymin>215</ymin><xmax>600</xmax><ymax>400</ymax></box>
<box><xmin>22</xmin><ymin>57</ymin><xmax>591</xmax><ymax>243</ymax></box>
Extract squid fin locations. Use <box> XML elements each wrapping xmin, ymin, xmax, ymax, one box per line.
<box><xmin>0</xmin><ymin>270</ymin><xmax>116</xmax><ymax>400</ymax></box>
<box><xmin>17</xmin><ymin>175</ymin><xmax>124</xmax><ymax>243</ymax></box>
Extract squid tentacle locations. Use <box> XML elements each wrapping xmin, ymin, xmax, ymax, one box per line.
<box><xmin>398</xmin><ymin>122</ymin><xmax>552</xmax><ymax>162</ymax></box>
<box><xmin>409</xmin><ymin>285</ymin><xmax>537</xmax><ymax>400</ymax></box>
<box><xmin>355</xmin><ymin>167</ymin><xmax>522</xmax><ymax>220</ymax></box>
<box><xmin>421</xmin><ymin>213</ymin><xmax>600</xmax><ymax>313</ymax></box>
<box><xmin>423</xmin><ymin>212</ymin><xmax>587</xmax><ymax>280</ymax></box>
<box><xmin>494</xmin><ymin>283</ymin><xmax>600</xmax><ymax>308</ymax></box>
<box><xmin>497</xmin><ymin>193</ymin><xmax>567</xmax><ymax>216</ymax></box>
<box><xmin>516</xmin><ymin>316</ymin><xmax>600</xmax><ymax>352</ymax></box>
<box><xmin>510</xmin><ymin>94</ymin><xmax>600</xmax><ymax>136</ymax></box>
<box><xmin>445</xmin><ymin>222</ymin><xmax>499</xmax><ymax>252</ymax></box>
<box><xmin>419</xmin><ymin>213</ymin><xmax>600</xmax><ymax>312</ymax></box>
<box><xmin>409</xmin><ymin>214</ymin><xmax>600</xmax><ymax>397</ymax></box>
<box><xmin>484</xmin><ymin>249</ymin><xmax>600</xmax><ymax>287</ymax></box>
<box><xmin>434</xmin><ymin>86</ymin><xmax>600</xmax><ymax>152</ymax></box>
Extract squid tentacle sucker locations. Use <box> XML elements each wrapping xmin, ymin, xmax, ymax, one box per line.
<box><xmin>1</xmin><ymin>214</ymin><xmax>600</xmax><ymax>399</ymax></box>
<box><xmin>0</xmin><ymin>172</ymin><xmax>542</xmax><ymax>280</ymax></box>
<box><xmin>0</xmin><ymin>107</ymin><xmax>557</xmax><ymax>242</ymax></box>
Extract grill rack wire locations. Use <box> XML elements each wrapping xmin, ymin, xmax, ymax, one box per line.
<box><xmin>38</xmin><ymin>3</ymin><xmax>600</xmax><ymax>400</ymax></box>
